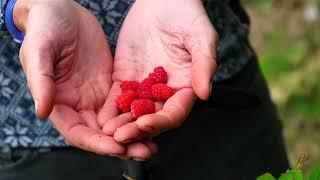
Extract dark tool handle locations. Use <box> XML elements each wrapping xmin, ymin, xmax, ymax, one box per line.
<box><xmin>123</xmin><ymin>160</ymin><xmax>150</xmax><ymax>180</ymax></box>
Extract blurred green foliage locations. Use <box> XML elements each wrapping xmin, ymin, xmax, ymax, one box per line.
<box><xmin>308</xmin><ymin>164</ymin><xmax>320</xmax><ymax>180</ymax></box>
<box><xmin>260</xmin><ymin>31</ymin><xmax>308</xmax><ymax>82</ymax></box>
<box><xmin>242</xmin><ymin>0</ymin><xmax>272</xmax><ymax>12</ymax></box>
<box><xmin>243</xmin><ymin>0</ymin><xmax>320</xmax><ymax>121</ymax></box>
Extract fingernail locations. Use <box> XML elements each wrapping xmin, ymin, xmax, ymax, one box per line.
<box><xmin>121</xmin><ymin>138</ymin><xmax>135</xmax><ymax>144</ymax></box>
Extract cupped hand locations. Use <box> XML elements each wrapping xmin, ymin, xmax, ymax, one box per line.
<box><xmin>101</xmin><ymin>0</ymin><xmax>218</xmax><ymax>143</ymax></box>
<box><xmin>15</xmin><ymin>0</ymin><xmax>156</xmax><ymax>159</ymax></box>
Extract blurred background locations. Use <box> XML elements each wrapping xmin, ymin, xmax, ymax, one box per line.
<box><xmin>243</xmin><ymin>0</ymin><xmax>320</xmax><ymax>175</ymax></box>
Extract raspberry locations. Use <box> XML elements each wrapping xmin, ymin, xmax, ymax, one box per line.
<box><xmin>154</xmin><ymin>66</ymin><xmax>166</xmax><ymax>74</ymax></box>
<box><xmin>131</xmin><ymin>99</ymin><xmax>155</xmax><ymax>118</ymax></box>
<box><xmin>149</xmin><ymin>66</ymin><xmax>168</xmax><ymax>83</ymax></box>
<box><xmin>152</xmin><ymin>83</ymin><xmax>176</xmax><ymax>100</ymax></box>
<box><xmin>137</xmin><ymin>78</ymin><xmax>156</xmax><ymax>99</ymax></box>
<box><xmin>137</xmin><ymin>87</ymin><xmax>153</xmax><ymax>100</ymax></box>
<box><xmin>115</xmin><ymin>90</ymin><xmax>137</xmax><ymax>112</ymax></box>
<box><xmin>120</xmin><ymin>81</ymin><xmax>140</xmax><ymax>92</ymax></box>
<box><xmin>140</xmin><ymin>77</ymin><xmax>156</xmax><ymax>88</ymax></box>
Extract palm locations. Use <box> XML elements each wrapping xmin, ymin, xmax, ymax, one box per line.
<box><xmin>52</xmin><ymin>8</ymin><xmax>112</xmax><ymax>131</ymax></box>
<box><xmin>112</xmin><ymin>18</ymin><xmax>193</xmax><ymax>89</ymax></box>
<box><xmin>43</xmin><ymin>4</ymin><xmax>121</xmax><ymax>154</ymax></box>
<box><xmin>102</xmin><ymin>0</ymin><xmax>217</xmax><ymax>143</ymax></box>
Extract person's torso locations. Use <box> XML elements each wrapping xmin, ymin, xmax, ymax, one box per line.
<box><xmin>0</xmin><ymin>0</ymin><xmax>255</xmax><ymax>149</ymax></box>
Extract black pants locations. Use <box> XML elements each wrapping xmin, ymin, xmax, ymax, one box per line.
<box><xmin>0</xmin><ymin>58</ymin><xmax>289</xmax><ymax>180</ymax></box>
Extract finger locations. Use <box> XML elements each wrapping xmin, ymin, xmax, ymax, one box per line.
<box><xmin>126</xmin><ymin>142</ymin><xmax>153</xmax><ymax>161</ymax></box>
<box><xmin>102</xmin><ymin>112</ymin><xmax>134</xmax><ymax>136</ymax></box>
<box><xmin>20</xmin><ymin>35</ymin><xmax>56</xmax><ymax>120</ymax></box>
<box><xmin>50</xmin><ymin>105</ymin><xmax>125</xmax><ymax>155</ymax></box>
<box><xmin>98</xmin><ymin>82</ymin><xmax>121</xmax><ymax>127</ymax></box>
<box><xmin>109</xmin><ymin>140</ymin><xmax>157</xmax><ymax>160</ymax></box>
<box><xmin>143</xmin><ymin>140</ymin><xmax>158</xmax><ymax>155</ymax></box>
<box><xmin>136</xmin><ymin>88</ymin><xmax>196</xmax><ymax>136</ymax></box>
<box><xmin>185</xmin><ymin>17</ymin><xmax>218</xmax><ymax>100</ymax></box>
<box><xmin>114</xmin><ymin>122</ymin><xmax>148</xmax><ymax>144</ymax></box>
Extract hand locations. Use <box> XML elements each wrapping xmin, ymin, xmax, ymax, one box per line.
<box><xmin>14</xmin><ymin>0</ymin><xmax>156</xmax><ymax>159</ymax></box>
<box><xmin>101</xmin><ymin>0</ymin><xmax>218</xmax><ymax>143</ymax></box>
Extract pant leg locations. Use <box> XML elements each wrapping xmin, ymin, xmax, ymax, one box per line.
<box><xmin>148</xmin><ymin>58</ymin><xmax>290</xmax><ymax>180</ymax></box>
<box><xmin>0</xmin><ymin>148</ymin><xmax>125</xmax><ymax>180</ymax></box>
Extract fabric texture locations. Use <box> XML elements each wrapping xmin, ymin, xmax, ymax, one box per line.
<box><xmin>0</xmin><ymin>57</ymin><xmax>290</xmax><ymax>180</ymax></box>
<box><xmin>0</xmin><ymin>0</ymin><xmax>255</xmax><ymax>149</ymax></box>
<box><xmin>0</xmin><ymin>0</ymin><xmax>9</xmax><ymax>37</ymax></box>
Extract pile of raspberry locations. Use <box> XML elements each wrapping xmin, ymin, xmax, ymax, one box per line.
<box><xmin>116</xmin><ymin>67</ymin><xmax>176</xmax><ymax>118</ymax></box>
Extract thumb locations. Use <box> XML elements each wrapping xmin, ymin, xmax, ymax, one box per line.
<box><xmin>185</xmin><ymin>18</ymin><xmax>218</xmax><ymax>100</ymax></box>
<box><xmin>20</xmin><ymin>35</ymin><xmax>56</xmax><ymax>120</ymax></box>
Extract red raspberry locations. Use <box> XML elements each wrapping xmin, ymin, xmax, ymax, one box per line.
<box><xmin>154</xmin><ymin>66</ymin><xmax>166</xmax><ymax>74</ymax></box>
<box><xmin>120</xmin><ymin>81</ymin><xmax>140</xmax><ymax>92</ymax></box>
<box><xmin>140</xmin><ymin>77</ymin><xmax>156</xmax><ymax>88</ymax></box>
<box><xmin>137</xmin><ymin>78</ymin><xmax>156</xmax><ymax>99</ymax></box>
<box><xmin>152</xmin><ymin>83</ymin><xmax>176</xmax><ymax>100</ymax></box>
<box><xmin>115</xmin><ymin>90</ymin><xmax>137</xmax><ymax>112</ymax></box>
<box><xmin>149</xmin><ymin>66</ymin><xmax>168</xmax><ymax>83</ymax></box>
<box><xmin>137</xmin><ymin>87</ymin><xmax>153</xmax><ymax>100</ymax></box>
<box><xmin>131</xmin><ymin>99</ymin><xmax>155</xmax><ymax>118</ymax></box>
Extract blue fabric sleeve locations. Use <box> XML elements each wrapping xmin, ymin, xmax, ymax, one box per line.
<box><xmin>0</xmin><ymin>0</ymin><xmax>9</xmax><ymax>37</ymax></box>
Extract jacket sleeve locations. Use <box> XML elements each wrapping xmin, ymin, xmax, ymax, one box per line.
<box><xmin>0</xmin><ymin>0</ymin><xmax>9</xmax><ymax>37</ymax></box>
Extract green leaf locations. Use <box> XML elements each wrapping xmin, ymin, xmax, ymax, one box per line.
<box><xmin>308</xmin><ymin>164</ymin><xmax>320</xmax><ymax>180</ymax></box>
<box><xmin>279</xmin><ymin>169</ymin><xmax>303</xmax><ymax>180</ymax></box>
<box><xmin>257</xmin><ymin>173</ymin><xmax>276</xmax><ymax>180</ymax></box>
